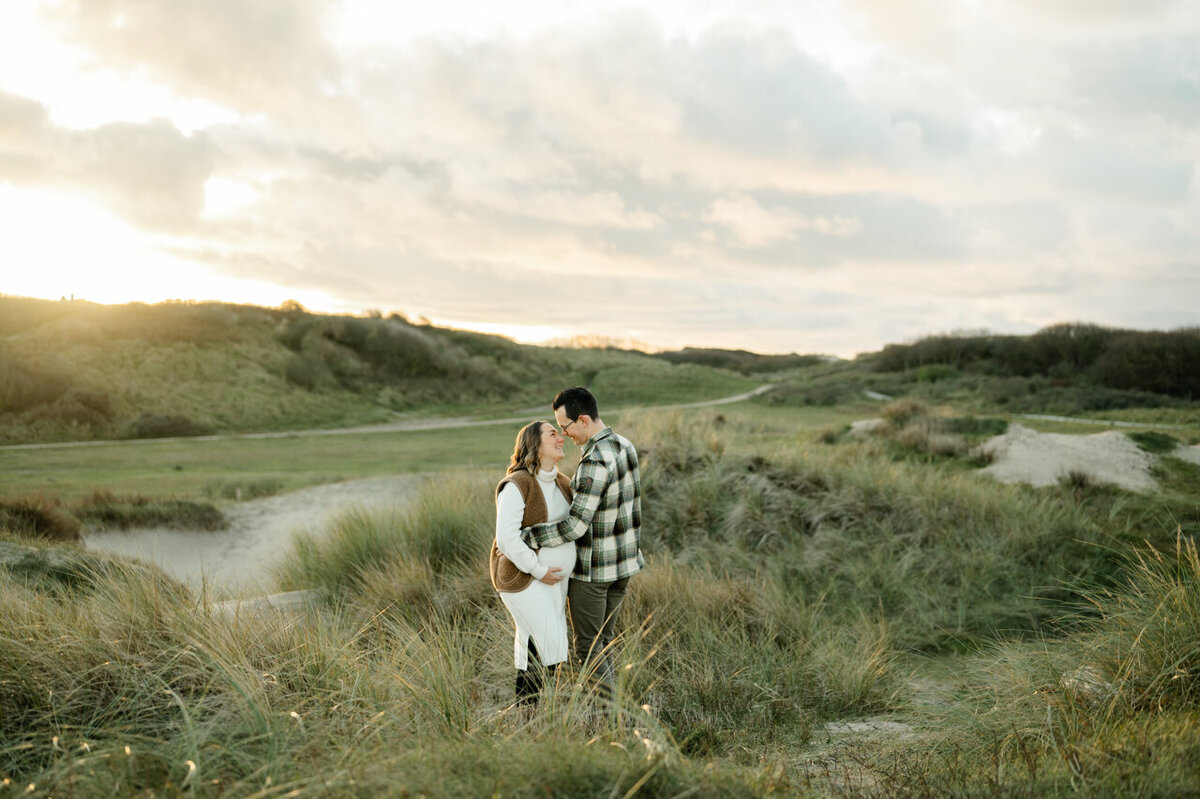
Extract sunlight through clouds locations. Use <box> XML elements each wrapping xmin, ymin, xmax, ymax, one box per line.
<box><xmin>0</xmin><ymin>185</ymin><xmax>343</xmax><ymax>311</ymax></box>
<box><xmin>1</xmin><ymin>0</ymin><xmax>1197</xmax><ymax>356</ymax></box>
<box><xmin>202</xmin><ymin>177</ymin><xmax>263</xmax><ymax>219</ymax></box>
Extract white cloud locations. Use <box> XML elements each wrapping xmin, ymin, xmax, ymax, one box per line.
<box><xmin>704</xmin><ymin>193</ymin><xmax>861</xmax><ymax>248</ymax></box>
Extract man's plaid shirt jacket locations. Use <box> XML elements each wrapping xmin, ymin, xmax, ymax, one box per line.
<box><xmin>521</xmin><ymin>426</ymin><xmax>644</xmax><ymax>582</ymax></box>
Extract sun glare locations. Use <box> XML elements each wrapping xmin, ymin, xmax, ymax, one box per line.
<box><xmin>0</xmin><ymin>3</ymin><xmax>238</xmax><ymax>133</ymax></box>
<box><xmin>424</xmin><ymin>317</ymin><xmax>565</xmax><ymax>345</ymax></box>
<box><xmin>203</xmin><ymin>177</ymin><xmax>263</xmax><ymax>218</ymax></box>
<box><xmin>0</xmin><ymin>186</ymin><xmax>344</xmax><ymax>312</ymax></box>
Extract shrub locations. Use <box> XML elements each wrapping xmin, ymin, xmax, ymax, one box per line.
<box><xmin>0</xmin><ymin>495</ymin><xmax>82</xmax><ymax>540</ymax></box>
<box><xmin>1058</xmin><ymin>469</ymin><xmax>1097</xmax><ymax>491</ymax></box>
<box><xmin>880</xmin><ymin>398</ymin><xmax>927</xmax><ymax>426</ymax></box>
<box><xmin>1127</xmin><ymin>430</ymin><xmax>1181</xmax><ymax>455</ymax></box>
<box><xmin>915</xmin><ymin>364</ymin><xmax>961</xmax><ymax>383</ymax></box>
<box><xmin>0</xmin><ymin>354</ymin><xmax>73</xmax><ymax>413</ymax></box>
<box><xmin>1092</xmin><ymin>329</ymin><xmax>1200</xmax><ymax>398</ymax></box>
<box><xmin>944</xmin><ymin>416</ymin><xmax>1008</xmax><ymax>438</ymax></box>
<box><xmin>27</xmin><ymin>388</ymin><xmax>112</xmax><ymax>429</ymax></box>
<box><xmin>652</xmin><ymin>347</ymin><xmax>824</xmax><ymax>375</ymax></box>
<box><xmin>202</xmin><ymin>478</ymin><xmax>284</xmax><ymax>501</ymax></box>
<box><xmin>73</xmin><ymin>491</ymin><xmax>227</xmax><ymax>530</ymax></box>
<box><xmin>126</xmin><ymin>413</ymin><xmax>215</xmax><ymax>439</ymax></box>
<box><xmin>895</xmin><ymin>419</ymin><xmax>970</xmax><ymax>459</ymax></box>
<box><xmin>283</xmin><ymin>351</ymin><xmax>331</xmax><ymax>389</ymax></box>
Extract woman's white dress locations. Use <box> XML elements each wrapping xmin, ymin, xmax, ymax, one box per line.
<box><xmin>495</xmin><ymin>468</ymin><xmax>575</xmax><ymax>669</ymax></box>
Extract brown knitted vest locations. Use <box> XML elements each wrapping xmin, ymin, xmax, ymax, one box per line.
<box><xmin>490</xmin><ymin>469</ymin><xmax>573</xmax><ymax>592</ymax></box>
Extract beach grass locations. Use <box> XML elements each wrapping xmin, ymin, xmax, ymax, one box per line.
<box><xmin>4</xmin><ymin>397</ymin><xmax>1200</xmax><ymax>795</ymax></box>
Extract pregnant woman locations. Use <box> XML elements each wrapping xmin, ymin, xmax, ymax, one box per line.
<box><xmin>492</xmin><ymin>420</ymin><xmax>575</xmax><ymax>707</ymax></box>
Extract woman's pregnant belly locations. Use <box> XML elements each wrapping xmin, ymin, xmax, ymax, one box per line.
<box><xmin>537</xmin><ymin>541</ymin><xmax>576</xmax><ymax>573</ymax></box>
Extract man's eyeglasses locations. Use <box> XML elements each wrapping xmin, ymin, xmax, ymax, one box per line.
<box><xmin>560</xmin><ymin>417</ymin><xmax>577</xmax><ymax>434</ymax></box>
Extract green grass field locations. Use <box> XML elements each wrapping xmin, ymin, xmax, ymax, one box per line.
<box><xmin>0</xmin><ymin>403</ymin><xmax>862</xmax><ymax>503</ymax></box>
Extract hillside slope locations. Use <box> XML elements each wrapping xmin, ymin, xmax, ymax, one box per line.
<box><xmin>0</xmin><ymin>297</ymin><xmax>759</xmax><ymax>444</ymax></box>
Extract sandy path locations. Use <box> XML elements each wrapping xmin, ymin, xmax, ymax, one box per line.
<box><xmin>84</xmin><ymin>475</ymin><xmax>425</xmax><ymax>596</ymax></box>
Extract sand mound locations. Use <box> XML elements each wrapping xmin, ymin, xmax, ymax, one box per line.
<box><xmin>1176</xmin><ymin>444</ymin><xmax>1200</xmax><ymax>468</ymax></box>
<box><xmin>977</xmin><ymin>424</ymin><xmax>1157</xmax><ymax>492</ymax></box>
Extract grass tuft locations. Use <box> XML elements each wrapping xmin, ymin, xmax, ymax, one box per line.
<box><xmin>0</xmin><ymin>494</ymin><xmax>81</xmax><ymax>540</ymax></box>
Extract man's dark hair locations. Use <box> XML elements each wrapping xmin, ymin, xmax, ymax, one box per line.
<box><xmin>553</xmin><ymin>386</ymin><xmax>599</xmax><ymax>422</ymax></box>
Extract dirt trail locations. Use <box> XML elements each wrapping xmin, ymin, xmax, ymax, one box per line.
<box><xmin>84</xmin><ymin>475</ymin><xmax>425</xmax><ymax>597</ymax></box>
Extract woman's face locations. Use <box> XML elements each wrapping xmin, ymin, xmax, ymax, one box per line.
<box><xmin>537</xmin><ymin>422</ymin><xmax>565</xmax><ymax>468</ymax></box>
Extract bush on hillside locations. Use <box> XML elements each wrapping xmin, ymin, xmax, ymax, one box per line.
<box><xmin>1091</xmin><ymin>329</ymin><xmax>1200</xmax><ymax>398</ymax></box>
<box><xmin>125</xmin><ymin>413</ymin><xmax>215</xmax><ymax>439</ymax></box>
<box><xmin>0</xmin><ymin>354</ymin><xmax>73</xmax><ymax>413</ymax></box>
<box><xmin>28</xmin><ymin>388</ymin><xmax>112</xmax><ymax>429</ymax></box>
<box><xmin>915</xmin><ymin>364</ymin><xmax>961</xmax><ymax>383</ymax></box>
<box><xmin>0</xmin><ymin>495</ymin><xmax>82</xmax><ymax>540</ymax></box>
<box><xmin>653</xmin><ymin>347</ymin><xmax>825</xmax><ymax>375</ymax></box>
<box><xmin>874</xmin><ymin>324</ymin><xmax>1200</xmax><ymax>400</ymax></box>
<box><xmin>283</xmin><ymin>351</ymin><xmax>333</xmax><ymax>389</ymax></box>
<box><xmin>74</xmin><ymin>491</ymin><xmax>227</xmax><ymax>531</ymax></box>
<box><xmin>87</xmin><ymin>302</ymin><xmax>248</xmax><ymax>343</ymax></box>
<box><xmin>1127</xmin><ymin>431</ymin><xmax>1181</xmax><ymax>455</ymax></box>
<box><xmin>0</xmin><ymin>296</ymin><xmax>77</xmax><ymax>336</ymax></box>
<box><xmin>875</xmin><ymin>331</ymin><xmax>1001</xmax><ymax>372</ymax></box>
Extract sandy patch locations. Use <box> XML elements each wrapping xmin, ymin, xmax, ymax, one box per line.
<box><xmin>1175</xmin><ymin>445</ymin><xmax>1200</xmax><ymax>467</ymax></box>
<box><xmin>84</xmin><ymin>475</ymin><xmax>425</xmax><ymax>596</ymax></box>
<box><xmin>976</xmin><ymin>424</ymin><xmax>1157</xmax><ymax>492</ymax></box>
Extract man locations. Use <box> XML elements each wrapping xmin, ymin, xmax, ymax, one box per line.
<box><xmin>520</xmin><ymin>386</ymin><xmax>643</xmax><ymax>696</ymax></box>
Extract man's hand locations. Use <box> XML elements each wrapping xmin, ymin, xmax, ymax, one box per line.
<box><xmin>539</xmin><ymin>566</ymin><xmax>564</xmax><ymax>585</ymax></box>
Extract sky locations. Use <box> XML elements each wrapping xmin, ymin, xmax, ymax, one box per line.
<box><xmin>1</xmin><ymin>1</ymin><xmax>1197</xmax><ymax>357</ymax></box>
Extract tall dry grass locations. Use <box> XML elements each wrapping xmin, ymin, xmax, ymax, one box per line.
<box><xmin>5</xmin><ymin>407</ymin><xmax>1196</xmax><ymax>796</ymax></box>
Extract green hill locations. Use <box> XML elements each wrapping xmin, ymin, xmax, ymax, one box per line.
<box><xmin>756</xmin><ymin>324</ymin><xmax>1200</xmax><ymax>427</ymax></box>
<box><xmin>0</xmin><ymin>297</ymin><xmax>760</xmax><ymax>445</ymax></box>
<box><xmin>4</xmin><ymin>296</ymin><xmax>1199</xmax><ymax>445</ymax></box>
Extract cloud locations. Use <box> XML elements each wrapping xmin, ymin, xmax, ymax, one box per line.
<box><xmin>1032</xmin><ymin>128</ymin><xmax>1193</xmax><ymax>204</ymax></box>
<box><xmin>45</xmin><ymin>0</ymin><xmax>342</xmax><ymax>114</ymax></box>
<box><xmin>1069</xmin><ymin>36</ymin><xmax>1200</xmax><ymax>124</ymax></box>
<box><xmin>73</xmin><ymin>120</ymin><xmax>215</xmax><ymax>228</ymax></box>
<box><xmin>704</xmin><ymin>193</ymin><xmax>861</xmax><ymax>248</ymax></box>
<box><xmin>0</xmin><ymin>90</ymin><xmax>214</xmax><ymax>229</ymax></box>
<box><xmin>6</xmin><ymin>3</ymin><xmax>1199</xmax><ymax>355</ymax></box>
<box><xmin>678</xmin><ymin>25</ymin><xmax>889</xmax><ymax>159</ymax></box>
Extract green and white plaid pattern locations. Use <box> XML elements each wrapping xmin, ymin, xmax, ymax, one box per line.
<box><xmin>521</xmin><ymin>427</ymin><xmax>644</xmax><ymax>582</ymax></box>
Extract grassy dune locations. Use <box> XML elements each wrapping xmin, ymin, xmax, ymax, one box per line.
<box><xmin>4</xmin><ymin>302</ymin><xmax>1200</xmax><ymax>795</ymax></box>
<box><xmin>5</xmin><ymin>405</ymin><xmax>1199</xmax><ymax>796</ymax></box>
<box><xmin>0</xmin><ymin>297</ymin><xmax>758</xmax><ymax>445</ymax></box>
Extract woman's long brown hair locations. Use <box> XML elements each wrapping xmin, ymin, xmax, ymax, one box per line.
<box><xmin>507</xmin><ymin>420</ymin><xmax>550</xmax><ymax>475</ymax></box>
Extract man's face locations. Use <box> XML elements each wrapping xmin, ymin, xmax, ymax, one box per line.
<box><xmin>554</xmin><ymin>406</ymin><xmax>588</xmax><ymax>446</ymax></box>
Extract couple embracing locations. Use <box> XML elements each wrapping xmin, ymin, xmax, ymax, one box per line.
<box><xmin>490</xmin><ymin>386</ymin><xmax>644</xmax><ymax>707</ymax></box>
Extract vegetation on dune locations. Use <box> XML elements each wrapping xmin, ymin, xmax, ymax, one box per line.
<box><xmin>651</xmin><ymin>347</ymin><xmax>828</xmax><ymax>375</ymax></box>
<box><xmin>5</xmin><ymin>297</ymin><xmax>1200</xmax><ymax>795</ymax></box>
<box><xmin>0</xmin><ymin>492</ymin><xmax>225</xmax><ymax>539</ymax></box>
<box><xmin>0</xmin><ymin>550</ymin><xmax>760</xmax><ymax>798</ymax></box>
<box><xmin>0</xmin><ymin>296</ymin><xmax>757</xmax><ymax>445</ymax></box>
<box><xmin>876</xmin><ymin>533</ymin><xmax>1200</xmax><ymax>797</ymax></box>
<box><xmin>2</xmin><ymin>398</ymin><xmax>1199</xmax><ymax>795</ymax></box>
<box><xmin>872</xmin><ymin>322</ymin><xmax>1200</xmax><ymax>403</ymax></box>
<box><xmin>753</xmin><ymin>323</ymin><xmax>1200</xmax><ymax>426</ymax></box>
<box><xmin>4</xmin><ymin>298</ymin><xmax>1199</xmax><ymax>447</ymax></box>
